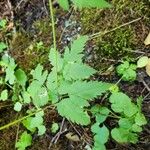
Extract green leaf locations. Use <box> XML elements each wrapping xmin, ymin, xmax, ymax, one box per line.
<box><xmin>15</xmin><ymin>69</ymin><xmax>27</xmax><ymax>86</ymax></box>
<box><xmin>0</xmin><ymin>19</ymin><xmax>7</xmax><ymax>29</ymax></box>
<box><xmin>91</xmin><ymin>106</ymin><xmax>110</xmax><ymax>124</ymax></box>
<box><xmin>135</xmin><ymin>113</ymin><xmax>147</xmax><ymax>126</ymax></box>
<box><xmin>58</xmin><ymin>0</ymin><xmax>69</xmax><ymax>10</ymax></box>
<box><xmin>131</xmin><ymin>124</ymin><xmax>142</xmax><ymax>132</ymax></box>
<box><xmin>1</xmin><ymin>55</ymin><xmax>17</xmax><ymax>84</ymax></box>
<box><xmin>27</xmin><ymin>81</ymin><xmax>49</xmax><ymax>107</ymax></box>
<box><xmin>58</xmin><ymin>0</ymin><xmax>111</xmax><ymax>10</ymax></box>
<box><xmin>22</xmin><ymin>117</ymin><xmax>36</xmax><ymax>133</ymax></box>
<box><xmin>37</xmin><ymin>125</ymin><xmax>46</xmax><ymax>135</ymax></box>
<box><xmin>63</xmin><ymin>63</ymin><xmax>96</xmax><ymax>80</ymax></box>
<box><xmin>49</xmin><ymin>48</ymin><xmax>63</xmax><ymax>72</ymax></box>
<box><xmin>59</xmin><ymin>81</ymin><xmax>111</xmax><ymax>100</ymax></box>
<box><xmin>51</xmin><ymin>122</ymin><xmax>59</xmax><ymax>133</ymax></box>
<box><xmin>22</xmin><ymin>91</ymin><xmax>31</xmax><ymax>104</ymax></box>
<box><xmin>72</xmin><ymin>0</ymin><xmax>111</xmax><ymax>8</ymax></box>
<box><xmin>91</xmin><ymin>124</ymin><xmax>109</xmax><ymax>150</ymax></box>
<box><xmin>137</xmin><ymin>56</ymin><xmax>149</xmax><ymax>68</ymax></box>
<box><xmin>117</xmin><ymin>61</ymin><xmax>137</xmax><ymax>81</ymax></box>
<box><xmin>30</xmin><ymin>111</ymin><xmax>46</xmax><ymax>135</ymax></box>
<box><xmin>14</xmin><ymin>102</ymin><xmax>22</xmax><ymax>112</ymax></box>
<box><xmin>64</xmin><ymin>36</ymin><xmax>88</xmax><ymax>63</ymax></box>
<box><xmin>0</xmin><ymin>89</ymin><xmax>8</xmax><ymax>101</ymax></box>
<box><xmin>111</xmin><ymin>128</ymin><xmax>138</xmax><ymax>144</ymax></box>
<box><xmin>31</xmin><ymin>64</ymin><xmax>48</xmax><ymax>85</ymax></box>
<box><xmin>118</xmin><ymin>118</ymin><xmax>132</xmax><ymax>129</ymax></box>
<box><xmin>56</xmin><ymin>97</ymin><xmax>90</xmax><ymax>125</ymax></box>
<box><xmin>109</xmin><ymin>92</ymin><xmax>138</xmax><ymax>117</ymax></box>
<box><xmin>0</xmin><ymin>42</ymin><xmax>7</xmax><ymax>53</ymax></box>
<box><xmin>15</xmin><ymin>131</ymin><xmax>32</xmax><ymax>150</ymax></box>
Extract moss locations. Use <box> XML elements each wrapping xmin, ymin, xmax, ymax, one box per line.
<box><xmin>96</xmin><ymin>27</ymin><xmax>135</xmax><ymax>59</ymax></box>
<box><xmin>79</xmin><ymin>0</ymin><xmax>149</xmax><ymax>70</ymax></box>
<box><xmin>80</xmin><ymin>0</ymin><xmax>149</xmax><ymax>33</ymax></box>
<box><xmin>10</xmin><ymin>18</ymin><xmax>53</xmax><ymax>72</ymax></box>
<box><xmin>33</xmin><ymin>18</ymin><xmax>52</xmax><ymax>47</ymax></box>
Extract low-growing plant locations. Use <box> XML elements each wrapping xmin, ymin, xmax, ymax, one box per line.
<box><xmin>0</xmin><ymin>1</ymin><xmax>147</xmax><ymax>150</ymax></box>
<box><xmin>117</xmin><ymin>61</ymin><xmax>137</xmax><ymax>81</ymax></box>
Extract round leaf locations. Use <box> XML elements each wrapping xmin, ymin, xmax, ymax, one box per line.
<box><xmin>14</xmin><ymin>102</ymin><xmax>22</xmax><ymax>112</ymax></box>
<box><xmin>0</xmin><ymin>89</ymin><xmax>8</xmax><ymax>101</ymax></box>
<box><xmin>137</xmin><ymin>56</ymin><xmax>148</xmax><ymax>68</ymax></box>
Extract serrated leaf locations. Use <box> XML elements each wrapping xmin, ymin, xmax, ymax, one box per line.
<box><xmin>49</xmin><ymin>48</ymin><xmax>63</xmax><ymax>71</ymax></box>
<box><xmin>59</xmin><ymin>81</ymin><xmax>111</xmax><ymax>100</ymax></box>
<box><xmin>0</xmin><ymin>89</ymin><xmax>8</xmax><ymax>101</ymax></box>
<box><xmin>58</xmin><ymin>0</ymin><xmax>69</xmax><ymax>10</ymax></box>
<box><xmin>15</xmin><ymin>69</ymin><xmax>27</xmax><ymax>86</ymax></box>
<box><xmin>64</xmin><ymin>36</ymin><xmax>88</xmax><ymax>63</ymax></box>
<box><xmin>58</xmin><ymin>0</ymin><xmax>111</xmax><ymax>10</ymax></box>
<box><xmin>14</xmin><ymin>102</ymin><xmax>22</xmax><ymax>112</ymax></box>
<box><xmin>72</xmin><ymin>0</ymin><xmax>111</xmax><ymax>8</ymax></box>
<box><xmin>137</xmin><ymin>56</ymin><xmax>149</xmax><ymax>68</ymax></box>
<box><xmin>63</xmin><ymin>63</ymin><xmax>96</xmax><ymax>80</ymax></box>
<box><xmin>56</xmin><ymin>97</ymin><xmax>90</xmax><ymax>125</ymax></box>
<box><xmin>15</xmin><ymin>131</ymin><xmax>32</xmax><ymax>150</ymax></box>
<box><xmin>31</xmin><ymin>64</ymin><xmax>48</xmax><ymax>85</ymax></box>
<box><xmin>27</xmin><ymin>81</ymin><xmax>48</xmax><ymax>107</ymax></box>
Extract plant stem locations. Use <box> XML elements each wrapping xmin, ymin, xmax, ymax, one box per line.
<box><xmin>49</xmin><ymin>0</ymin><xmax>58</xmax><ymax>87</ymax></box>
<box><xmin>89</xmin><ymin>17</ymin><xmax>141</xmax><ymax>39</ymax></box>
<box><xmin>0</xmin><ymin>111</ymin><xmax>38</xmax><ymax>130</ymax></box>
<box><xmin>0</xmin><ymin>105</ymin><xmax>54</xmax><ymax>130</ymax></box>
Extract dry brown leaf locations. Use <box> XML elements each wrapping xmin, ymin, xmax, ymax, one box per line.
<box><xmin>65</xmin><ymin>132</ymin><xmax>80</xmax><ymax>142</ymax></box>
<box><xmin>146</xmin><ymin>59</ymin><xmax>150</xmax><ymax>76</ymax></box>
<box><xmin>144</xmin><ymin>32</ymin><xmax>150</xmax><ymax>45</ymax></box>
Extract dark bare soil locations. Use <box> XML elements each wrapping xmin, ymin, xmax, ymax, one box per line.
<box><xmin>0</xmin><ymin>0</ymin><xmax>150</xmax><ymax>150</ymax></box>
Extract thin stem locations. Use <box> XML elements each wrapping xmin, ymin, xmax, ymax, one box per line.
<box><xmin>0</xmin><ymin>111</ymin><xmax>38</xmax><ymax>130</ymax></box>
<box><xmin>0</xmin><ymin>105</ymin><xmax>54</xmax><ymax>130</ymax></box>
<box><xmin>49</xmin><ymin>0</ymin><xmax>58</xmax><ymax>88</ymax></box>
<box><xmin>89</xmin><ymin>17</ymin><xmax>141</xmax><ymax>39</ymax></box>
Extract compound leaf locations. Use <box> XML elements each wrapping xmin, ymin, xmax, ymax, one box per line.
<box><xmin>59</xmin><ymin>81</ymin><xmax>111</xmax><ymax>100</ymax></box>
<box><xmin>64</xmin><ymin>36</ymin><xmax>88</xmax><ymax>63</ymax></box>
<box><xmin>56</xmin><ymin>97</ymin><xmax>90</xmax><ymax>125</ymax></box>
<box><xmin>63</xmin><ymin>63</ymin><xmax>96</xmax><ymax>80</ymax></box>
